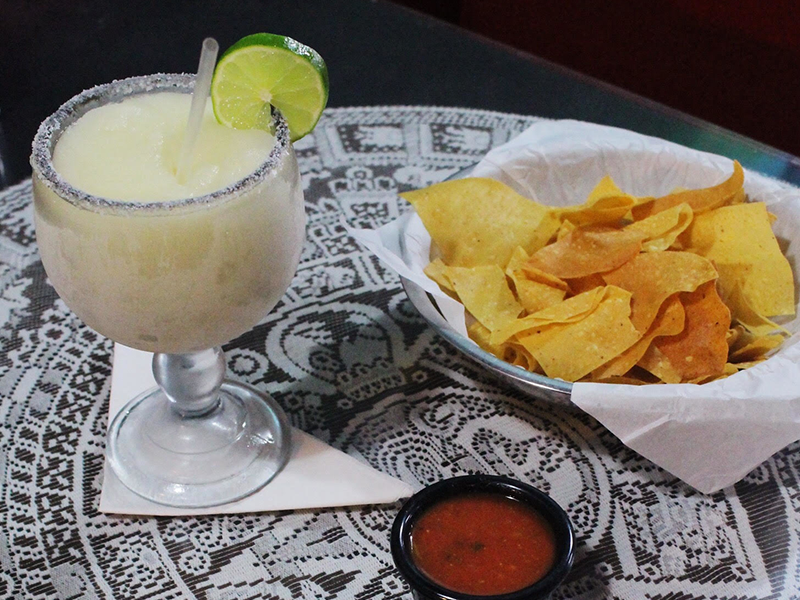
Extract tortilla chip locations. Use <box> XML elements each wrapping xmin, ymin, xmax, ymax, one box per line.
<box><xmin>512</xmin><ymin>278</ymin><xmax>567</xmax><ymax>315</ymax></box>
<box><xmin>556</xmin><ymin>194</ymin><xmax>635</xmax><ymax>227</ymax></box>
<box><xmin>729</xmin><ymin>359</ymin><xmax>766</xmax><ymax>370</ymax></box>
<box><xmin>722</xmin><ymin>362</ymin><xmax>741</xmax><ymax>376</ymax></box>
<box><xmin>729</xmin><ymin>335</ymin><xmax>784</xmax><ymax>363</ymax></box>
<box><xmin>683</xmin><ymin>202</ymin><xmax>794</xmax><ymax>316</ymax></box>
<box><xmin>725</xmin><ymin>283</ymin><xmax>790</xmax><ymax>337</ymax></box>
<box><xmin>517</xmin><ymin>286</ymin><xmax>640</xmax><ymax>381</ymax></box>
<box><xmin>689</xmin><ymin>361</ymin><xmax>741</xmax><ymax>384</ymax></box>
<box><xmin>653</xmin><ymin>281</ymin><xmax>731</xmax><ymax>381</ymax></box>
<box><xmin>568</xmin><ymin>273</ymin><xmax>607</xmax><ymax>295</ymax></box>
<box><xmin>556</xmin><ymin>220</ymin><xmax>577</xmax><ymax>240</ymax></box>
<box><xmin>587</xmin><ymin>175</ymin><xmax>627</xmax><ymax>202</ymax></box>
<box><xmin>624</xmin><ymin>367</ymin><xmax>661</xmax><ymax>383</ymax></box>
<box><xmin>471</xmin><ymin>322</ymin><xmax>539</xmax><ymax>371</ymax></box>
<box><xmin>424</xmin><ymin>258</ymin><xmax>456</xmax><ymax>294</ymax></box>
<box><xmin>506</xmin><ymin>248</ymin><xmax>569</xmax><ymax>292</ymax></box>
<box><xmin>402</xmin><ymin>178</ymin><xmax>560</xmax><ymax>268</ymax></box>
<box><xmin>555</xmin><ymin>175</ymin><xmax>634</xmax><ymax>227</ymax></box>
<box><xmin>508</xmin><ymin>343</ymin><xmax>540</xmax><ymax>371</ymax></box>
<box><xmin>730</xmin><ymin>187</ymin><xmax>747</xmax><ymax>205</ymax></box>
<box><xmin>637</xmin><ymin>345</ymin><xmax>683</xmax><ymax>383</ymax></box>
<box><xmin>519</xmin><ymin>265</ymin><xmax>570</xmax><ymax>291</ymax></box>
<box><xmin>589</xmin><ymin>376</ymin><xmax>650</xmax><ymax>385</ymax></box>
<box><xmin>625</xmin><ymin>203</ymin><xmax>693</xmax><ymax>252</ymax></box>
<box><xmin>602</xmin><ymin>251</ymin><xmax>718</xmax><ymax>332</ymax></box>
<box><xmin>490</xmin><ymin>286</ymin><xmax>606</xmax><ymax>345</ymax></box>
<box><xmin>505</xmin><ymin>247</ymin><xmax>567</xmax><ymax>313</ymax></box>
<box><xmin>505</xmin><ymin>246</ymin><xmax>531</xmax><ymax>273</ymax></box>
<box><xmin>729</xmin><ymin>326</ymin><xmax>756</xmax><ymax>353</ymax></box>
<box><xmin>591</xmin><ymin>295</ymin><xmax>685</xmax><ymax>380</ymax></box>
<box><xmin>446</xmin><ymin>265</ymin><xmax>523</xmax><ymax>332</ymax></box>
<box><xmin>469</xmin><ymin>321</ymin><xmax>500</xmax><ymax>357</ymax></box>
<box><xmin>631</xmin><ymin>161</ymin><xmax>744</xmax><ymax>220</ymax></box>
<box><xmin>726</xmin><ymin>325</ymin><xmax>744</xmax><ymax>349</ymax></box>
<box><xmin>527</xmin><ymin>226</ymin><xmax>645</xmax><ymax>279</ymax></box>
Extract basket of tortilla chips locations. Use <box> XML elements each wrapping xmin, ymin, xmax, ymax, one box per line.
<box><xmin>348</xmin><ymin>120</ymin><xmax>800</xmax><ymax>492</ymax></box>
<box><xmin>405</xmin><ymin>159</ymin><xmax>792</xmax><ymax>386</ymax></box>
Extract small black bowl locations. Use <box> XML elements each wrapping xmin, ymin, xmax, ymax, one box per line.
<box><xmin>391</xmin><ymin>475</ymin><xmax>575</xmax><ymax>600</ymax></box>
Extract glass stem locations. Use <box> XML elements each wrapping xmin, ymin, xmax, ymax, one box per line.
<box><xmin>152</xmin><ymin>347</ymin><xmax>225</xmax><ymax>417</ymax></box>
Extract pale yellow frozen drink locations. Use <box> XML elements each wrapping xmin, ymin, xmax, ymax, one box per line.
<box><xmin>34</xmin><ymin>89</ymin><xmax>305</xmax><ymax>353</ymax></box>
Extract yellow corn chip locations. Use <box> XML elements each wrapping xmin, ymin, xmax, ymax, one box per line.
<box><xmin>638</xmin><ymin>345</ymin><xmax>683</xmax><ymax>384</ymax></box>
<box><xmin>729</xmin><ymin>360</ymin><xmax>765</xmax><ymax>370</ymax></box>
<box><xmin>505</xmin><ymin>247</ymin><xmax>567</xmax><ymax>314</ymax></box>
<box><xmin>568</xmin><ymin>273</ymin><xmax>607</xmax><ymax>295</ymax></box>
<box><xmin>689</xmin><ymin>361</ymin><xmax>741</xmax><ymax>384</ymax></box>
<box><xmin>490</xmin><ymin>286</ymin><xmax>606</xmax><ymax>345</ymax></box>
<box><xmin>505</xmin><ymin>246</ymin><xmax>531</xmax><ymax>273</ymax></box>
<box><xmin>424</xmin><ymin>258</ymin><xmax>455</xmax><ymax>293</ymax></box>
<box><xmin>683</xmin><ymin>202</ymin><xmax>794</xmax><ymax>317</ymax></box>
<box><xmin>527</xmin><ymin>226</ymin><xmax>645</xmax><ymax>279</ymax></box>
<box><xmin>519</xmin><ymin>265</ymin><xmax>570</xmax><ymax>290</ymax></box>
<box><xmin>589</xmin><ymin>376</ymin><xmax>650</xmax><ymax>385</ymax></box>
<box><xmin>631</xmin><ymin>161</ymin><xmax>744</xmax><ymax>220</ymax></box>
<box><xmin>591</xmin><ymin>295</ymin><xmax>684</xmax><ymax>380</ymax></box>
<box><xmin>625</xmin><ymin>202</ymin><xmax>693</xmax><ymax>252</ymax></box>
<box><xmin>729</xmin><ymin>326</ymin><xmax>757</xmax><ymax>354</ymax></box>
<box><xmin>508</xmin><ymin>343</ymin><xmax>540</xmax><ymax>371</ymax></box>
<box><xmin>725</xmin><ymin>283</ymin><xmax>790</xmax><ymax>337</ymax></box>
<box><xmin>723</xmin><ymin>362</ymin><xmax>741</xmax><ymax>375</ymax></box>
<box><xmin>469</xmin><ymin>321</ymin><xmax>509</xmax><ymax>360</ymax></box>
<box><xmin>471</xmin><ymin>322</ymin><xmax>542</xmax><ymax>371</ymax></box>
<box><xmin>730</xmin><ymin>187</ymin><xmax>747</xmax><ymax>205</ymax></box>
<box><xmin>729</xmin><ymin>335</ymin><xmax>784</xmax><ymax>363</ymax></box>
<box><xmin>556</xmin><ymin>219</ymin><xmax>577</xmax><ymax>240</ymax></box>
<box><xmin>586</xmin><ymin>175</ymin><xmax>627</xmax><ymax>202</ymax></box>
<box><xmin>654</xmin><ymin>281</ymin><xmax>731</xmax><ymax>381</ymax></box>
<box><xmin>402</xmin><ymin>178</ymin><xmax>560</xmax><ymax>268</ymax></box>
<box><xmin>512</xmin><ymin>278</ymin><xmax>567</xmax><ymax>315</ymax></box>
<box><xmin>446</xmin><ymin>265</ymin><xmax>523</xmax><ymax>332</ymax></box>
<box><xmin>518</xmin><ymin>286</ymin><xmax>640</xmax><ymax>381</ymax></box>
<box><xmin>556</xmin><ymin>195</ymin><xmax>635</xmax><ymax>227</ymax></box>
<box><xmin>603</xmin><ymin>251</ymin><xmax>718</xmax><ymax>332</ymax></box>
<box><xmin>554</xmin><ymin>175</ymin><xmax>634</xmax><ymax>227</ymax></box>
<box><xmin>726</xmin><ymin>325</ymin><xmax>744</xmax><ymax>349</ymax></box>
<box><xmin>508</xmin><ymin>248</ymin><xmax>570</xmax><ymax>291</ymax></box>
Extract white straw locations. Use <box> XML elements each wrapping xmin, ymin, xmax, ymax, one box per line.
<box><xmin>176</xmin><ymin>38</ymin><xmax>219</xmax><ymax>183</ymax></box>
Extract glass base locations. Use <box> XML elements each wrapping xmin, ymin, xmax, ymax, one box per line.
<box><xmin>106</xmin><ymin>380</ymin><xmax>291</xmax><ymax>508</ymax></box>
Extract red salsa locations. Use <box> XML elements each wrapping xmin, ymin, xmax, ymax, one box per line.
<box><xmin>410</xmin><ymin>493</ymin><xmax>557</xmax><ymax>596</ymax></box>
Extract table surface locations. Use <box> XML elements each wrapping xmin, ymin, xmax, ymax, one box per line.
<box><xmin>1</xmin><ymin>2</ymin><xmax>800</xmax><ymax>599</ymax></box>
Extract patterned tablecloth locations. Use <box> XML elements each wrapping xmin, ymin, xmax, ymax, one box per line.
<box><xmin>1</xmin><ymin>106</ymin><xmax>798</xmax><ymax>599</ymax></box>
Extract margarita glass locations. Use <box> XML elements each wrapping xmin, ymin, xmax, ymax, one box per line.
<box><xmin>30</xmin><ymin>74</ymin><xmax>305</xmax><ymax>507</ymax></box>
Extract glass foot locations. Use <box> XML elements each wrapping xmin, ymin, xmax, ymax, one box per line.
<box><xmin>106</xmin><ymin>380</ymin><xmax>291</xmax><ymax>507</ymax></box>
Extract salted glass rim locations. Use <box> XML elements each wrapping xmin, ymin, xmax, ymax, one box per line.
<box><xmin>30</xmin><ymin>73</ymin><xmax>291</xmax><ymax>214</ymax></box>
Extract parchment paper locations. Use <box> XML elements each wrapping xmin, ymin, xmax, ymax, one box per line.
<box><xmin>100</xmin><ymin>345</ymin><xmax>413</xmax><ymax>515</ymax></box>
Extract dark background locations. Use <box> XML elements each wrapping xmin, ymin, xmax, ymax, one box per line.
<box><xmin>1</xmin><ymin>0</ymin><xmax>798</xmax><ymax>186</ymax></box>
<box><xmin>395</xmin><ymin>0</ymin><xmax>800</xmax><ymax>159</ymax></box>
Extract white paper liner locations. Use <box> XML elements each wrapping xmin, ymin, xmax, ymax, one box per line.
<box><xmin>348</xmin><ymin>119</ymin><xmax>800</xmax><ymax>494</ymax></box>
<box><xmin>100</xmin><ymin>345</ymin><xmax>414</xmax><ymax>515</ymax></box>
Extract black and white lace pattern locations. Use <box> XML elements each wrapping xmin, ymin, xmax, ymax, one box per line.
<box><xmin>1</xmin><ymin>106</ymin><xmax>798</xmax><ymax>599</ymax></box>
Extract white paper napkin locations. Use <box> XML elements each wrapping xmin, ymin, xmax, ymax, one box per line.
<box><xmin>99</xmin><ymin>344</ymin><xmax>413</xmax><ymax>516</ymax></box>
<box><xmin>348</xmin><ymin>119</ymin><xmax>800</xmax><ymax>494</ymax></box>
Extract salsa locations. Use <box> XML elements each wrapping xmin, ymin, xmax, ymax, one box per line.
<box><xmin>410</xmin><ymin>492</ymin><xmax>557</xmax><ymax>596</ymax></box>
